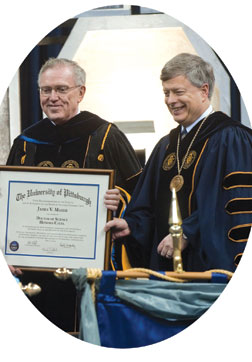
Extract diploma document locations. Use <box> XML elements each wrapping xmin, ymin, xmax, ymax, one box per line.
<box><xmin>0</xmin><ymin>166</ymin><xmax>114</xmax><ymax>270</ymax></box>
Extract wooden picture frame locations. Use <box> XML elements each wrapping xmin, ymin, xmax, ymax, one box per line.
<box><xmin>0</xmin><ymin>166</ymin><xmax>114</xmax><ymax>271</ymax></box>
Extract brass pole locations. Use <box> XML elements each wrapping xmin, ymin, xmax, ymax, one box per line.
<box><xmin>53</xmin><ymin>268</ymin><xmax>233</xmax><ymax>281</ymax></box>
<box><xmin>168</xmin><ymin>187</ymin><xmax>184</xmax><ymax>273</ymax></box>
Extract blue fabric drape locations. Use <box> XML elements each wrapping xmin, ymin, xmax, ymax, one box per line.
<box><xmin>71</xmin><ymin>269</ymin><xmax>227</xmax><ymax>348</ymax></box>
<box><xmin>71</xmin><ymin>269</ymin><xmax>100</xmax><ymax>345</ymax></box>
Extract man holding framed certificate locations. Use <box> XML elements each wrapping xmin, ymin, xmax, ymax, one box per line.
<box><xmin>4</xmin><ymin>58</ymin><xmax>142</xmax><ymax>332</ymax></box>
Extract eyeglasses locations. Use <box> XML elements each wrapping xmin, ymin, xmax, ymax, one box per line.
<box><xmin>39</xmin><ymin>85</ymin><xmax>81</xmax><ymax>96</ymax></box>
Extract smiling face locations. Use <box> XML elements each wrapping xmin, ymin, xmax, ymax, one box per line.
<box><xmin>39</xmin><ymin>65</ymin><xmax>86</xmax><ymax>125</ymax></box>
<box><xmin>162</xmin><ymin>75</ymin><xmax>210</xmax><ymax>128</ymax></box>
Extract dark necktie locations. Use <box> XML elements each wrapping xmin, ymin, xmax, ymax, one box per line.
<box><xmin>181</xmin><ymin>128</ymin><xmax>187</xmax><ymax>140</ymax></box>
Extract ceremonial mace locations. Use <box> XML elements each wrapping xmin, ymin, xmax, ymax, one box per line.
<box><xmin>54</xmin><ymin>187</ymin><xmax>185</xmax><ymax>279</ymax></box>
<box><xmin>169</xmin><ymin>187</ymin><xmax>184</xmax><ymax>273</ymax></box>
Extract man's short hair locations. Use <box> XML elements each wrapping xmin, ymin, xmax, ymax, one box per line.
<box><xmin>38</xmin><ymin>58</ymin><xmax>86</xmax><ymax>86</ymax></box>
<box><xmin>160</xmin><ymin>53</ymin><xmax>215</xmax><ymax>99</ymax></box>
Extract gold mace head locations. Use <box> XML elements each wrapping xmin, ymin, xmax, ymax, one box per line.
<box><xmin>168</xmin><ymin>187</ymin><xmax>184</xmax><ymax>273</ymax></box>
<box><xmin>168</xmin><ymin>187</ymin><xmax>182</xmax><ymax>226</ymax></box>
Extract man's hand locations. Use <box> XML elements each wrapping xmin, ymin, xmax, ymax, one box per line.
<box><xmin>157</xmin><ymin>234</ymin><xmax>188</xmax><ymax>258</ymax></box>
<box><xmin>104</xmin><ymin>218</ymin><xmax>131</xmax><ymax>241</ymax></box>
<box><xmin>104</xmin><ymin>188</ymin><xmax>120</xmax><ymax>211</ymax></box>
<box><xmin>8</xmin><ymin>265</ymin><xmax>23</xmax><ymax>276</ymax></box>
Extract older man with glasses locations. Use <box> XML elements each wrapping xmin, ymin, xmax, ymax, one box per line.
<box><xmin>6</xmin><ymin>57</ymin><xmax>142</xmax><ymax>331</ymax></box>
<box><xmin>7</xmin><ymin>58</ymin><xmax>142</xmax><ymax>202</ymax></box>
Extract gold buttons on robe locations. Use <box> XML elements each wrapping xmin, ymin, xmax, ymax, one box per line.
<box><xmin>98</xmin><ymin>154</ymin><xmax>104</xmax><ymax>162</ymax></box>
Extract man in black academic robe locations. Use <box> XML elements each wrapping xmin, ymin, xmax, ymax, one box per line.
<box><xmin>6</xmin><ymin>58</ymin><xmax>142</xmax><ymax>332</ymax></box>
<box><xmin>7</xmin><ymin>110</ymin><xmax>142</xmax><ymax>195</ymax></box>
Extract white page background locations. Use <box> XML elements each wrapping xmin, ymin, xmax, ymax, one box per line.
<box><xmin>0</xmin><ymin>1</ymin><xmax>251</xmax><ymax>361</ymax></box>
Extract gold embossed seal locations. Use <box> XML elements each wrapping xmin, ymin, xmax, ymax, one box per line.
<box><xmin>162</xmin><ymin>153</ymin><xmax>176</xmax><ymax>171</ymax></box>
<box><xmin>182</xmin><ymin>150</ymin><xmax>197</xmax><ymax>169</ymax></box>
<box><xmin>61</xmin><ymin>160</ymin><xmax>79</xmax><ymax>168</ymax></box>
<box><xmin>37</xmin><ymin>160</ymin><xmax>54</xmax><ymax>167</ymax></box>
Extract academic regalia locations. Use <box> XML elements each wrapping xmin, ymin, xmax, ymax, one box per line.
<box><xmin>6</xmin><ymin>111</ymin><xmax>142</xmax><ymax>332</ymax></box>
<box><xmin>123</xmin><ymin>111</ymin><xmax>252</xmax><ymax>272</ymax></box>
<box><xmin>7</xmin><ymin>111</ymin><xmax>142</xmax><ymax>194</ymax></box>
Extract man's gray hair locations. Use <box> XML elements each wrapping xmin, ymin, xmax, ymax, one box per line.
<box><xmin>160</xmin><ymin>53</ymin><xmax>215</xmax><ymax>99</ymax></box>
<box><xmin>38</xmin><ymin>58</ymin><xmax>86</xmax><ymax>86</ymax></box>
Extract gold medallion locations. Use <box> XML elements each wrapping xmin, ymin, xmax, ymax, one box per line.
<box><xmin>37</xmin><ymin>160</ymin><xmax>54</xmax><ymax>167</ymax></box>
<box><xmin>170</xmin><ymin>175</ymin><xmax>184</xmax><ymax>192</ymax></box>
<box><xmin>182</xmin><ymin>150</ymin><xmax>197</xmax><ymax>169</ymax></box>
<box><xmin>61</xmin><ymin>160</ymin><xmax>79</xmax><ymax>168</ymax></box>
<box><xmin>162</xmin><ymin>153</ymin><xmax>176</xmax><ymax>171</ymax></box>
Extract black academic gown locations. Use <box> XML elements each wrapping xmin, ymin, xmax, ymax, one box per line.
<box><xmin>6</xmin><ymin>111</ymin><xmax>142</xmax><ymax>332</ymax></box>
<box><xmin>7</xmin><ymin>111</ymin><xmax>142</xmax><ymax>194</ymax></box>
<box><xmin>123</xmin><ymin>111</ymin><xmax>252</xmax><ymax>272</ymax></box>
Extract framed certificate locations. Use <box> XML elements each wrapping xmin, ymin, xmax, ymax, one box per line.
<box><xmin>0</xmin><ymin>166</ymin><xmax>114</xmax><ymax>270</ymax></box>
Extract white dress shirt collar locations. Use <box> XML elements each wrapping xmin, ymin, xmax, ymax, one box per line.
<box><xmin>49</xmin><ymin>109</ymin><xmax>81</xmax><ymax>126</ymax></box>
<box><xmin>181</xmin><ymin>105</ymin><xmax>213</xmax><ymax>134</ymax></box>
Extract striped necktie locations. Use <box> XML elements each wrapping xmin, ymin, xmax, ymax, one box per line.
<box><xmin>181</xmin><ymin>128</ymin><xmax>187</xmax><ymax>140</ymax></box>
